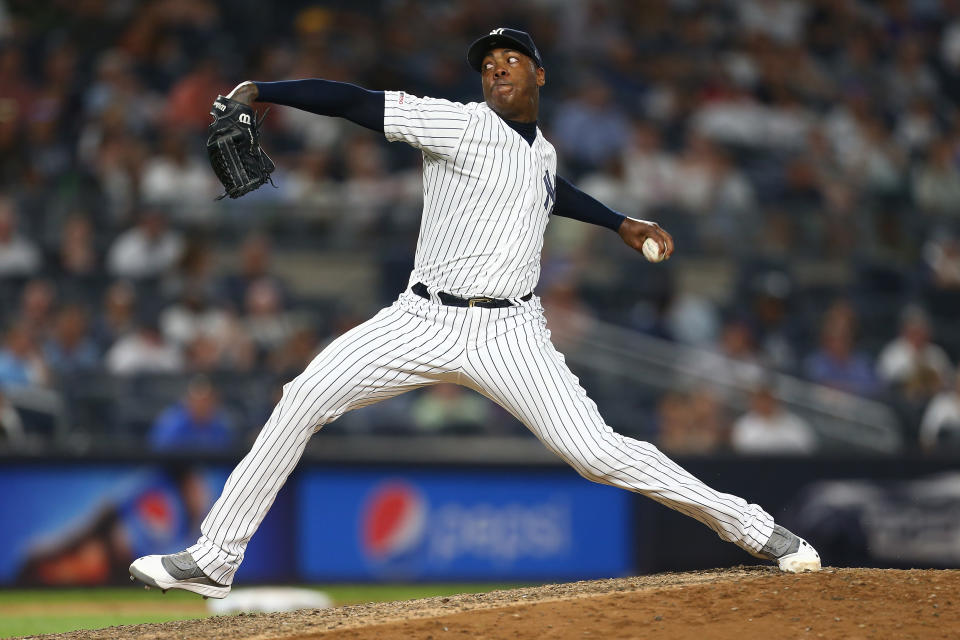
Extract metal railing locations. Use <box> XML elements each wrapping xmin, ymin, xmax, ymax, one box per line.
<box><xmin>551</xmin><ymin>315</ymin><xmax>903</xmax><ymax>454</ymax></box>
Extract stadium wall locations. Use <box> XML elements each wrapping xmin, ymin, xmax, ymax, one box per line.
<box><xmin>2</xmin><ymin>455</ymin><xmax>957</xmax><ymax>587</ymax></box>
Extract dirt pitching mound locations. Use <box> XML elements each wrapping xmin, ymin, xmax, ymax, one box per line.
<box><xmin>23</xmin><ymin>566</ymin><xmax>959</xmax><ymax>640</ymax></box>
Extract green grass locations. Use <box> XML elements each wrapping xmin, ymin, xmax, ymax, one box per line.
<box><xmin>1</xmin><ymin>612</ymin><xmax>205</xmax><ymax>639</ymax></box>
<box><xmin>0</xmin><ymin>583</ymin><xmax>524</xmax><ymax>638</ymax></box>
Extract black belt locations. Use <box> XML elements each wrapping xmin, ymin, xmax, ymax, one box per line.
<box><xmin>412</xmin><ymin>282</ymin><xmax>531</xmax><ymax>308</ymax></box>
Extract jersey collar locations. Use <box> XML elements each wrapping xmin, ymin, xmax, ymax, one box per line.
<box><xmin>501</xmin><ymin>118</ymin><xmax>537</xmax><ymax>146</ymax></box>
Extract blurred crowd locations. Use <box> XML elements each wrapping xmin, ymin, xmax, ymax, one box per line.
<box><xmin>2</xmin><ymin>0</ymin><xmax>960</xmax><ymax>455</ymax></box>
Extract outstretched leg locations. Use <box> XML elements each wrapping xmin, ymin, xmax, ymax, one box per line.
<box><xmin>131</xmin><ymin>296</ymin><xmax>469</xmax><ymax>594</ymax></box>
<box><xmin>463</xmin><ymin>304</ymin><xmax>819</xmax><ymax>570</ymax></box>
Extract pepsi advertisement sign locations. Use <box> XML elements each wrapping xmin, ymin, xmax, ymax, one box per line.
<box><xmin>298</xmin><ymin>469</ymin><xmax>631</xmax><ymax>580</ymax></box>
<box><xmin>0</xmin><ymin>463</ymin><xmax>295</xmax><ymax>585</ymax></box>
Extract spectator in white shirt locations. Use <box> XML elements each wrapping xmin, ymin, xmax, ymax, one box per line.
<box><xmin>0</xmin><ymin>197</ymin><xmax>41</xmax><ymax>277</ymax></box>
<box><xmin>139</xmin><ymin>130</ymin><xmax>219</xmax><ymax>224</ymax></box>
<box><xmin>732</xmin><ymin>385</ymin><xmax>817</xmax><ymax>455</ymax></box>
<box><xmin>106</xmin><ymin>209</ymin><xmax>184</xmax><ymax>279</ymax></box>
<box><xmin>160</xmin><ymin>285</ymin><xmax>254</xmax><ymax>372</ymax></box>
<box><xmin>160</xmin><ymin>286</ymin><xmax>232</xmax><ymax>348</ymax></box>
<box><xmin>913</xmin><ymin>140</ymin><xmax>960</xmax><ymax>216</ymax></box>
<box><xmin>105</xmin><ymin>314</ymin><xmax>183</xmax><ymax>376</ymax></box>
<box><xmin>919</xmin><ymin>373</ymin><xmax>960</xmax><ymax>451</ymax></box>
<box><xmin>736</xmin><ymin>0</ymin><xmax>807</xmax><ymax>45</ymax></box>
<box><xmin>876</xmin><ymin>306</ymin><xmax>952</xmax><ymax>401</ymax></box>
<box><xmin>0</xmin><ymin>389</ymin><xmax>25</xmax><ymax>449</ymax></box>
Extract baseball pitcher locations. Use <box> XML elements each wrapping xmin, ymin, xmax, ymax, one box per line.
<box><xmin>130</xmin><ymin>28</ymin><xmax>820</xmax><ymax>598</ymax></box>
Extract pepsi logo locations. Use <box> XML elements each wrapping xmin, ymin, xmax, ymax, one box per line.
<box><xmin>137</xmin><ymin>489</ymin><xmax>175</xmax><ymax>536</ymax></box>
<box><xmin>361</xmin><ymin>481</ymin><xmax>427</xmax><ymax>559</ymax></box>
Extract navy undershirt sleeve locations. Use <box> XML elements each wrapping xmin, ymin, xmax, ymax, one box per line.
<box><xmin>553</xmin><ymin>176</ymin><xmax>626</xmax><ymax>232</ymax></box>
<box><xmin>253</xmin><ymin>79</ymin><xmax>384</xmax><ymax>133</ymax></box>
<box><xmin>251</xmin><ymin>84</ymin><xmax>622</xmax><ymax>231</ymax></box>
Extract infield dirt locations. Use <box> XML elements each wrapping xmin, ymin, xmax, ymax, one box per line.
<box><xmin>20</xmin><ymin>566</ymin><xmax>959</xmax><ymax>640</ymax></box>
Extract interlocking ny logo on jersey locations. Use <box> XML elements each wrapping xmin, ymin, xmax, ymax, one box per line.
<box><xmin>543</xmin><ymin>171</ymin><xmax>555</xmax><ymax>211</ymax></box>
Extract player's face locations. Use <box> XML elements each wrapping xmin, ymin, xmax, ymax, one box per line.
<box><xmin>480</xmin><ymin>48</ymin><xmax>545</xmax><ymax>122</ymax></box>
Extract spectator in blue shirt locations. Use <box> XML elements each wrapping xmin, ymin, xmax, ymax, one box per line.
<box><xmin>0</xmin><ymin>324</ymin><xmax>49</xmax><ymax>389</ymax></box>
<box><xmin>43</xmin><ymin>304</ymin><xmax>100</xmax><ymax>377</ymax></box>
<box><xmin>148</xmin><ymin>376</ymin><xmax>233</xmax><ymax>452</ymax></box>
<box><xmin>804</xmin><ymin>302</ymin><xmax>879</xmax><ymax>397</ymax></box>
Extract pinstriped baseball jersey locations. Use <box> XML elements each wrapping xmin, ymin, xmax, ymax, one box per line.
<box><xmin>383</xmin><ymin>90</ymin><xmax>556</xmax><ymax>300</ymax></box>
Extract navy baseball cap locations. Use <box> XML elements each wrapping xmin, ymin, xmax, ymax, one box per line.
<box><xmin>467</xmin><ymin>28</ymin><xmax>544</xmax><ymax>72</ymax></box>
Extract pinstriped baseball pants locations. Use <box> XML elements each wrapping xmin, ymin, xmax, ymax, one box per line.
<box><xmin>188</xmin><ymin>291</ymin><xmax>775</xmax><ymax>585</ymax></box>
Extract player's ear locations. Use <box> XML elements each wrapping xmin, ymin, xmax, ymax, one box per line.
<box><xmin>536</xmin><ymin>67</ymin><xmax>545</xmax><ymax>87</ymax></box>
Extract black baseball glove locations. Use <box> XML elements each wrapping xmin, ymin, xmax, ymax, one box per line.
<box><xmin>207</xmin><ymin>95</ymin><xmax>276</xmax><ymax>200</ymax></box>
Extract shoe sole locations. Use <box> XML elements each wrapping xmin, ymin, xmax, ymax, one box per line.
<box><xmin>129</xmin><ymin>564</ymin><xmax>231</xmax><ymax>599</ymax></box>
<box><xmin>778</xmin><ymin>553</ymin><xmax>822</xmax><ymax>573</ymax></box>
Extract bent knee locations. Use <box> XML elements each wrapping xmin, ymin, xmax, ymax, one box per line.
<box><xmin>563</xmin><ymin>438</ymin><xmax>662</xmax><ymax>486</ymax></box>
<box><xmin>567</xmin><ymin>451</ymin><xmax>624</xmax><ymax>485</ymax></box>
<box><xmin>273</xmin><ymin>375</ymin><xmax>341</xmax><ymax>432</ymax></box>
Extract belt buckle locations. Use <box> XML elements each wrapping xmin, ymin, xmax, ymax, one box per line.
<box><xmin>467</xmin><ymin>297</ymin><xmax>494</xmax><ymax>308</ymax></box>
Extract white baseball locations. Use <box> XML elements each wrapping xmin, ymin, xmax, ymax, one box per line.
<box><xmin>642</xmin><ymin>238</ymin><xmax>664</xmax><ymax>263</ymax></box>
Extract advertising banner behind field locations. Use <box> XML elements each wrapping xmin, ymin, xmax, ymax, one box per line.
<box><xmin>633</xmin><ymin>457</ymin><xmax>960</xmax><ymax>572</ymax></box>
<box><xmin>0</xmin><ymin>463</ymin><xmax>295</xmax><ymax>585</ymax></box>
<box><xmin>298</xmin><ymin>469</ymin><xmax>632</xmax><ymax>581</ymax></box>
<box><xmin>6</xmin><ymin>456</ymin><xmax>950</xmax><ymax>585</ymax></box>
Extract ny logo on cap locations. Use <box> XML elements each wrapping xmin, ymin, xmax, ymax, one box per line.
<box><xmin>490</xmin><ymin>28</ymin><xmax>505</xmax><ymax>35</ymax></box>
